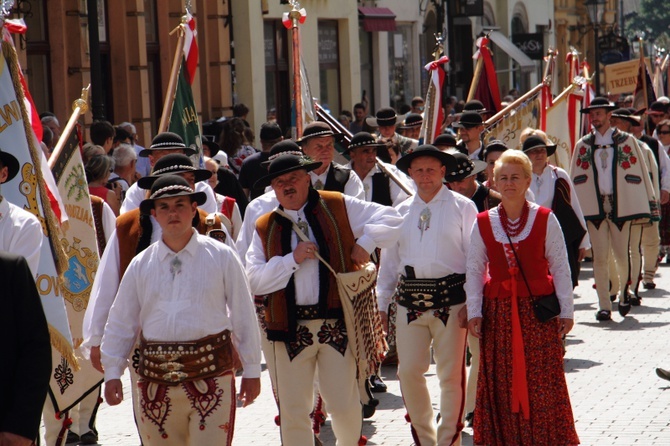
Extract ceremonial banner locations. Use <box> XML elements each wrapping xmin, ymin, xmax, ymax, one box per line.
<box><xmin>485</xmin><ymin>90</ymin><xmax>542</xmax><ymax>150</ymax></box>
<box><xmin>472</xmin><ymin>36</ymin><xmax>502</xmax><ymax>114</ymax></box>
<box><xmin>161</xmin><ymin>11</ymin><xmax>202</xmax><ymax>165</ymax></box>
<box><xmin>0</xmin><ymin>41</ymin><xmax>75</xmax><ymax>398</ymax></box>
<box><xmin>633</xmin><ymin>54</ymin><xmax>656</xmax><ymax>112</ymax></box>
<box><xmin>546</xmin><ymin>86</ymin><xmax>584</xmax><ymax>171</ymax></box>
<box><xmin>49</xmin><ymin>125</ymin><xmax>104</xmax><ymax>413</ymax></box>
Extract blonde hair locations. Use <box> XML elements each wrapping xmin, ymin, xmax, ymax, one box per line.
<box><xmin>494</xmin><ymin>149</ymin><xmax>532</xmax><ymax>180</ymax></box>
<box><xmin>519</xmin><ymin>128</ymin><xmax>549</xmax><ymax>147</ymax></box>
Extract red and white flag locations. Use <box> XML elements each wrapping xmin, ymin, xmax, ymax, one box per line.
<box><xmin>183</xmin><ymin>11</ymin><xmax>198</xmax><ymax>85</ymax></box>
<box><xmin>472</xmin><ymin>36</ymin><xmax>502</xmax><ymax>115</ymax></box>
<box><xmin>419</xmin><ymin>56</ymin><xmax>449</xmax><ymax>144</ymax></box>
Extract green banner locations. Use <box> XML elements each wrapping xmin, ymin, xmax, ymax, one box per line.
<box><xmin>168</xmin><ymin>59</ymin><xmax>203</xmax><ymax>166</ymax></box>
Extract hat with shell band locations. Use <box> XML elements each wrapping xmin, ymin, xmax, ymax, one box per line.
<box><xmin>395</xmin><ymin>144</ymin><xmax>457</xmax><ymax>175</ymax></box>
<box><xmin>260</xmin><ymin>140</ymin><xmax>305</xmax><ymax>169</ymax></box>
<box><xmin>254</xmin><ymin>154</ymin><xmax>323</xmax><ymax>190</ymax></box>
<box><xmin>521</xmin><ymin>135</ymin><xmax>557</xmax><ymax>157</ymax></box>
<box><xmin>137</xmin><ymin>153</ymin><xmax>212</xmax><ymax>190</ymax></box>
<box><xmin>401</xmin><ymin>113</ymin><xmax>424</xmax><ymax>128</ymax></box>
<box><xmin>296</xmin><ymin>121</ymin><xmax>345</xmax><ymax>145</ymax></box>
<box><xmin>444</xmin><ymin>151</ymin><xmax>487</xmax><ymax>182</ymax></box>
<box><xmin>139</xmin><ymin>174</ymin><xmax>207</xmax><ymax>214</ymax></box>
<box><xmin>343</xmin><ymin>132</ymin><xmax>387</xmax><ymax>154</ymax></box>
<box><xmin>139</xmin><ymin>132</ymin><xmax>197</xmax><ymax>157</ymax></box>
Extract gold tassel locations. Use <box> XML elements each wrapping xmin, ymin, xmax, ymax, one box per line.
<box><xmin>1</xmin><ymin>41</ymin><xmax>68</xmax><ymax>275</ymax></box>
<box><xmin>48</xmin><ymin>325</ymin><xmax>80</xmax><ymax>372</ymax></box>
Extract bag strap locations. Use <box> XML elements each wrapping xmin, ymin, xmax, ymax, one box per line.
<box><xmin>274</xmin><ymin>208</ymin><xmax>338</xmax><ymax>277</ymax></box>
<box><xmin>504</xmin><ymin>230</ymin><xmax>535</xmax><ymax>299</ymax></box>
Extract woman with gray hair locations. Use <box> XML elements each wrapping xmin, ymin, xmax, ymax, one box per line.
<box><xmin>86</xmin><ymin>154</ymin><xmax>120</xmax><ymax>215</ymax></box>
<box><xmin>109</xmin><ymin>143</ymin><xmax>137</xmax><ymax>202</ymax></box>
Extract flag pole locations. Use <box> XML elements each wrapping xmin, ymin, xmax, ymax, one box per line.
<box><xmin>639</xmin><ymin>37</ymin><xmax>651</xmax><ymax>134</ymax></box>
<box><xmin>467</xmin><ymin>55</ymin><xmax>484</xmax><ymax>103</ymax></box>
<box><xmin>158</xmin><ymin>17</ymin><xmax>187</xmax><ymax>133</ymax></box>
<box><xmin>288</xmin><ymin>1</ymin><xmax>305</xmax><ymax>137</ymax></box>
<box><xmin>484</xmin><ymin>82</ymin><xmax>546</xmax><ymax>127</ymax></box>
<box><xmin>49</xmin><ymin>85</ymin><xmax>90</xmax><ymax>169</ymax></box>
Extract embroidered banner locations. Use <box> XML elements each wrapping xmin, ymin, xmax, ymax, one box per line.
<box><xmin>545</xmin><ymin>86</ymin><xmax>584</xmax><ymax>171</ymax></box>
<box><xmin>485</xmin><ymin>91</ymin><xmax>542</xmax><ymax>150</ymax></box>
<box><xmin>49</xmin><ymin>124</ymin><xmax>104</xmax><ymax>413</ymax></box>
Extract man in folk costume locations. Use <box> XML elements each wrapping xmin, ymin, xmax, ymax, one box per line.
<box><xmin>102</xmin><ymin>175</ymin><xmax>261</xmax><ymax>445</ymax></box>
<box><xmin>625</xmin><ymin>107</ymin><xmax>670</xmax><ymax>289</ymax></box>
<box><xmin>246</xmin><ymin>153</ymin><xmax>402</xmax><ymax>445</ymax></box>
<box><xmin>570</xmin><ymin>97</ymin><xmax>658</xmax><ymax>321</ymax></box>
<box><xmin>297</xmin><ymin>121</ymin><xmax>365</xmax><ymax>199</ymax></box>
<box><xmin>120</xmin><ymin>132</ymin><xmax>218</xmax><ymax>214</ymax></box>
<box><xmin>83</xmin><ymin>155</ymin><xmax>230</xmax><ymax>443</ymax></box>
<box><xmin>345</xmin><ymin>132</ymin><xmax>413</xmax><ymax>207</ymax></box>
<box><xmin>610</xmin><ymin>108</ymin><xmax>668</xmax><ymax>302</ymax></box>
<box><xmin>453</xmin><ymin>111</ymin><xmax>486</xmax><ymax>161</ymax></box>
<box><xmin>367</xmin><ymin>107</ymin><xmax>418</xmax><ymax>156</ymax></box>
<box><xmin>378</xmin><ymin>145</ymin><xmax>477</xmax><ymax>445</ymax></box>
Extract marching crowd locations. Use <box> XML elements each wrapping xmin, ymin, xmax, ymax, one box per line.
<box><xmin>3</xmin><ymin>94</ymin><xmax>670</xmax><ymax>446</ymax></box>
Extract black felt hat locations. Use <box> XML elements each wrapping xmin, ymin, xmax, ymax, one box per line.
<box><xmin>445</xmin><ymin>151</ymin><xmax>487</xmax><ymax>182</ymax></box>
<box><xmin>260</xmin><ymin>140</ymin><xmax>304</xmax><ymax>169</ymax></box>
<box><xmin>366</xmin><ymin>107</ymin><xmax>407</xmax><ymax>128</ymax></box>
<box><xmin>452</xmin><ymin>111</ymin><xmax>484</xmax><ymax>128</ymax></box>
<box><xmin>0</xmin><ymin>148</ymin><xmax>19</xmax><ymax>183</ymax></box>
<box><xmin>580</xmin><ymin>96</ymin><xmax>617</xmax><ymax>114</ymax></box>
<box><xmin>463</xmin><ymin>100</ymin><xmax>488</xmax><ymax>114</ymax></box>
<box><xmin>646</xmin><ymin>101</ymin><xmax>668</xmax><ymax>115</ymax></box>
<box><xmin>611</xmin><ymin>108</ymin><xmax>642</xmax><ymax>127</ymax></box>
<box><xmin>297</xmin><ymin>121</ymin><xmax>345</xmax><ymax>145</ymax></box>
<box><xmin>202</xmin><ymin>140</ymin><xmax>221</xmax><ymax>158</ymax></box>
<box><xmin>401</xmin><ymin>113</ymin><xmax>424</xmax><ymax>128</ymax></box>
<box><xmin>254</xmin><ymin>154</ymin><xmax>323</xmax><ymax>189</ymax></box>
<box><xmin>482</xmin><ymin>139</ymin><xmax>508</xmax><ymax>160</ymax></box>
<box><xmin>139</xmin><ymin>174</ymin><xmax>207</xmax><ymax>214</ymax></box>
<box><xmin>138</xmin><ymin>153</ymin><xmax>212</xmax><ymax>190</ymax></box>
<box><xmin>433</xmin><ymin>134</ymin><xmax>458</xmax><ymax>148</ymax></box>
<box><xmin>395</xmin><ymin>144</ymin><xmax>457</xmax><ymax>175</ymax></box>
<box><xmin>344</xmin><ymin>132</ymin><xmax>386</xmax><ymax>154</ymax></box>
<box><xmin>139</xmin><ymin>132</ymin><xmax>197</xmax><ymax>157</ymax></box>
<box><xmin>260</xmin><ymin>122</ymin><xmax>283</xmax><ymax>141</ymax></box>
<box><xmin>521</xmin><ymin>135</ymin><xmax>557</xmax><ymax>157</ymax></box>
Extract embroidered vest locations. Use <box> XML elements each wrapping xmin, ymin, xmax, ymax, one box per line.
<box><xmin>477</xmin><ymin>207</ymin><xmax>555</xmax><ymax>299</ymax></box>
<box><xmin>116</xmin><ymin>208</ymin><xmax>222</xmax><ymax>280</ymax></box>
<box><xmin>255</xmin><ymin>190</ymin><xmax>357</xmax><ymax>342</ymax></box>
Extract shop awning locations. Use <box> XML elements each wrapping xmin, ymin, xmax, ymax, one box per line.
<box><xmin>487</xmin><ymin>30</ymin><xmax>536</xmax><ymax>73</ymax></box>
<box><xmin>358</xmin><ymin>7</ymin><xmax>396</xmax><ymax>32</ymax></box>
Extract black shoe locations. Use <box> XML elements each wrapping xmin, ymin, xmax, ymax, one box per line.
<box><xmin>609</xmin><ymin>294</ymin><xmax>617</xmax><ymax>302</ymax></box>
<box><xmin>79</xmin><ymin>431</ymin><xmax>98</xmax><ymax>445</ymax></box>
<box><xmin>65</xmin><ymin>431</ymin><xmax>80</xmax><ymax>445</ymax></box>
<box><xmin>629</xmin><ymin>294</ymin><xmax>642</xmax><ymax>306</ymax></box>
<box><xmin>465</xmin><ymin>411</ymin><xmax>474</xmax><ymax>428</ymax></box>
<box><xmin>618</xmin><ymin>295</ymin><xmax>631</xmax><ymax>317</ymax></box>
<box><xmin>369</xmin><ymin>374</ymin><xmax>387</xmax><ymax>393</ymax></box>
<box><xmin>643</xmin><ymin>281</ymin><xmax>656</xmax><ymax>289</ymax></box>
<box><xmin>595</xmin><ymin>310</ymin><xmax>612</xmax><ymax>321</ymax></box>
<box><xmin>656</xmin><ymin>368</ymin><xmax>670</xmax><ymax>382</ymax></box>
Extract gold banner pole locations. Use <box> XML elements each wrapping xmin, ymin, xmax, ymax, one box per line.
<box><xmin>158</xmin><ymin>17</ymin><xmax>187</xmax><ymax>133</ymax></box>
<box><xmin>49</xmin><ymin>85</ymin><xmax>90</xmax><ymax>169</ymax></box>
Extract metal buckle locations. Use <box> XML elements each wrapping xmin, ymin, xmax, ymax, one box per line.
<box><xmin>158</xmin><ymin>361</ymin><xmax>184</xmax><ymax>372</ymax></box>
<box><xmin>411</xmin><ymin>292</ymin><xmax>434</xmax><ymax>300</ymax></box>
<box><xmin>415</xmin><ymin>300</ymin><xmax>434</xmax><ymax>308</ymax></box>
<box><xmin>163</xmin><ymin>371</ymin><xmax>188</xmax><ymax>383</ymax></box>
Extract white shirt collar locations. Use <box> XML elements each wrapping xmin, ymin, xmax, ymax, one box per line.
<box><xmin>157</xmin><ymin>228</ymin><xmax>199</xmax><ymax>260</ymax></box>
<box><xmin>0</xmin><ymin>197</ymin><xmax>7</xmax><ymax>222</ymax></box>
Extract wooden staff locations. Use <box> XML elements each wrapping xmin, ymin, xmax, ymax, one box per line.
<box><xmin>49</xmin><ymin>85</ymin><xmax>90</xmax><ymax>168</ymax></box>
<box><xmin>158</xmin><ymin>17</ymin><xmax>187</xmax><ymax>133</ymax></box>
<box><xmin>289</xmin><ymin>2</ymin><xmax>304</xmax><ymax>136</ymax></box>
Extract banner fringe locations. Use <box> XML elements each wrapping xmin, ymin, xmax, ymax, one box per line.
<box><xmin>49</xmin><ymin>325</ymin><xmax>80</xmax><ymax>371</ymax></box>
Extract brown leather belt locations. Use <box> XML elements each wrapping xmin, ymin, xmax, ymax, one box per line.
<box><xmin>138</xmin><ymin>329</ymin><xmax>234</xmax><ymax>385</ymax></box>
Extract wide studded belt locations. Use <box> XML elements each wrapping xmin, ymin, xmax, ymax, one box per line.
<box><xmin>138</xmin><ymin>329</ymin><xmax>235</xmax><ymax>385</ymax></box>
<box><xmin>396</xmin><ymin>273</ymin><xmax>466</xmax><ymax>311</ymax></box>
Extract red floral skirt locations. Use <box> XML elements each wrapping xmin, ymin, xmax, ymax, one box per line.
<box><xmin>474</xmin><ymin>295</ymin><xmax>580</xmax><ymax>446</ymax></box>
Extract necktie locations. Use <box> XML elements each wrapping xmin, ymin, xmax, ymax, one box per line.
<box><xmin>314</xmin><ymin>179</ymin><xmax>324</xmax><ymax>190</ymax></box>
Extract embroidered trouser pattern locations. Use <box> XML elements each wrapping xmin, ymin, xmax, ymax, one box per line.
<box><xmin>396</xmin><ymin>303</ymin><xmax>467</xmax><ymax>446</ymax></box>
<box><xmin>273</xmin><ymin>319</ymin><xmax>361</xmax><ymax>446</ymax></box>
<box><xmin>135</xmin><ymin>373</ymin><xmax>235</xmax><ymax>446</ymax></box>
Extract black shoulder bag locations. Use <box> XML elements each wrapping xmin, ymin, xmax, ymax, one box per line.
<box><xmin>504</xmin><ymin>232</ymin><xmax>561</xmax><ymax>322</ymax></box>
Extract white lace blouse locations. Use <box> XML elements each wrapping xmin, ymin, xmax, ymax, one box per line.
<box><xmin>465</xmin><ymin>202</ymin><xmax>574</xmax><ymax>320</ymax></box>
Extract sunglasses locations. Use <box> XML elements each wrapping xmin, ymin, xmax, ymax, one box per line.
<box><xmin>658</xmin><ymin>130</ymin><xmax>670</xmax><ymax>135</ymax></box>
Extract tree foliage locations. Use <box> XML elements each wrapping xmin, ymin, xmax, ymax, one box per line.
<box><xmin>627</xmin><ymin>0</ymin><xmax>670</xmax><ymax>46</ymax></box>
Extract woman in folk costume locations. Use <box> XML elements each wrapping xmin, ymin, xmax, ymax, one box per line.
<box><xmin>521</xmin><ymin>130</ymin><xmax>590</xmax><ymax>287</ymax></box>
<box><xmin>465</xmin><ymin>150</ymin><xmax>579</xmax><ymax>446</ymax></box>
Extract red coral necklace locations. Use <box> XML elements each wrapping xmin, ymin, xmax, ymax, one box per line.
<box><xmin>498</xmin><ymin>201</ymin><xmax>530</xmax><ymax>237</ymax></box>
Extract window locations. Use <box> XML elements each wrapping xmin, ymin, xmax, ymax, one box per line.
<box><xmin>318</xmin><ymin>20</ymin><xmax>340</xmax><ymax>115</ymax></box>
